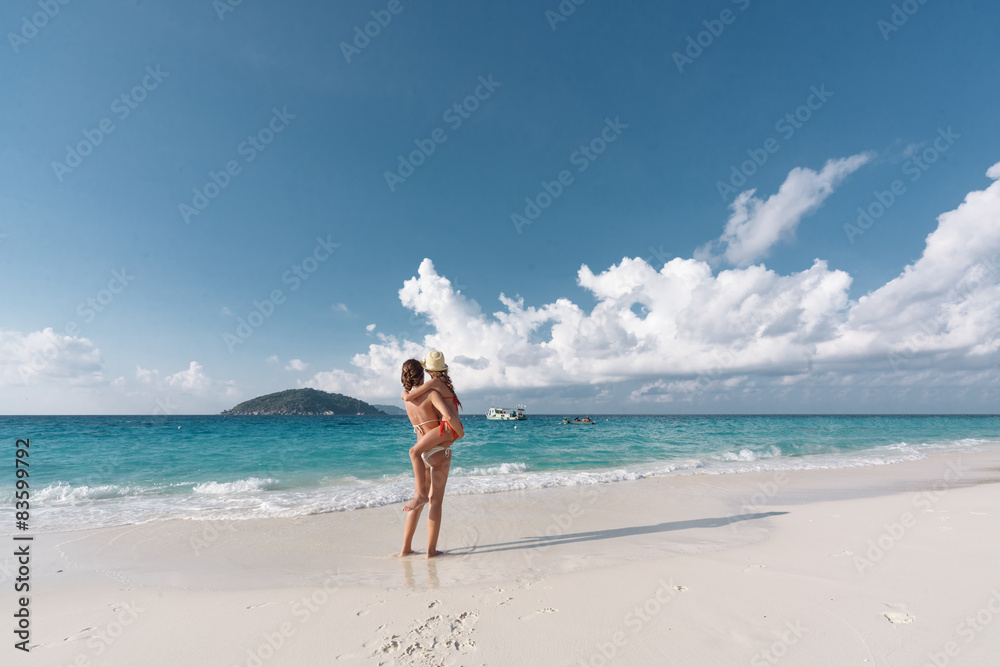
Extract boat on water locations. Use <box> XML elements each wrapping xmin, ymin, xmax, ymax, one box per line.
<box><xmin>563</xmin><ymin>416</ymin><xmax>596</xmax><ymax>424</ymax></box>
<box><xmin>486</xmin><ymin>405</ymin><xmax>526</xmax><ymax>420</ymax></box>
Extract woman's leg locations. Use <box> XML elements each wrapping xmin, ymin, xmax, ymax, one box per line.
<box><xmin>403</xmin><ymin>428</ymin><xmax>453</xmax><ymax>512</ymax></box>
<box><xmin>426</xmin><ymin>456</ymin><xmax>451</xmax><ymax>558</ymax></box>
<box><xmin>400</xmin><ymin>465</ymin><xmax>431</xmax><ymax>555</ymax></box>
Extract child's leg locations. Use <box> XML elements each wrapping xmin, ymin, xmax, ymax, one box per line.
<box><xmin>403</xmin><ymin>428</ymin><xmax>452</xmax><ymax>512</ymax></box>
<box><xmin>426</xmin><ymin>391</ymin><xmax>464</xmax><ymax>441</ymax></box>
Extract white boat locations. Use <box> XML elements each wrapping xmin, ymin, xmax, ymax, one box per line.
<box><xmin>486</xmin><ymin>405</ymin><xmax>526</xmax><ymax>420</ymax></box>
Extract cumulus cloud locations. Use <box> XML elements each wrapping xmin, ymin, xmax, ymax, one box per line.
<box><xmin>699</xmin><ymin>153</ymin><xmax>872</xmax><ymax>266</ymax></box>
<box><xmin>285</xmin><ymin>359</ymin><xmax>309</xmax><ymax>371</ymax></box>
<box><xmin>135</xmin><ymin>366</ymin><xmax>159</xmax><ymax>384</ymax></box>
<box><xmin>826</xmin><ymin>160</ymin><xmax>1000</xmax><ymax>369</ymax></box>
<box><xmin>0</xmin><ymin>332</ymin><xmax>242</xmax><ymax>413</ymax></box>
<box><xmin>307</xmin><ymin>256</ymin><xmax>851</xmax><ymax>398</ymax></box>
<box><xmin>0</xmin><ymin>328</ymin><xmax>104</xmax><ymax>385</ymax></box>
<box><xmin>303</xmin><ymin>160</ymin><xmax>1000</xmax><ymax>408</ymax></box>
<box><xmin>164</xmin><ymin>361</ymin><xmax>214</xmax><ymax>393</ymax></box>
<box><xmin>130</xmin><ymin>361</ymin><xmax>240</xmax><ymax>414</ymax></box>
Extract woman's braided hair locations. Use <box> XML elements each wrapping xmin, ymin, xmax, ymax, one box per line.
<box><xmin>401</xmin><ymin>359</ymin><xmax>424</xmax><ymax>391</ymax></box>
<box><xmin>427</xmin><ymin>369</ymin><xmax>461</xmax><ymax>409</ymax></box>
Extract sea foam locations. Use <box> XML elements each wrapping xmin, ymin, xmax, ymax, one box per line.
<box><xmin>6</xmin><ymin>430</ymin><xmax>998</xmax><ymax>535</ymax></box>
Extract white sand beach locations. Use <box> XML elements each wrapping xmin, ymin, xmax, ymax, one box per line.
<box><xmin>19</xmin><ymin>449</ymin><xmax>1000</xmax><ymax>666</ymax></box>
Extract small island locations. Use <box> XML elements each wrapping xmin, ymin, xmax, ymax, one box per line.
<box><xmin>220</xmin><ymin>388</ymin><xmax>387</xmax><ymax>416</ymax></box>
<box><xmin>371</xmin><ymin>403</ymin><xmax>407</xmax><ymax>416</ymax></box>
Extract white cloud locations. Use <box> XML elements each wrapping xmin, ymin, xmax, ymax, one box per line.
<box><xmin>135</xmin><ymin>366</ymin><xmax>159</xmax><ymax>384</ymax></box>
<box><xmin>285</xmin><ymin>359</ymin><xmax>309</xmax><ymax>372</ymax></box>
<box><xmin>823</xmin><ymin>159</ymin><xmax>1000</xmax><ymax>368</ymax></box>
<box><xmin>0</xmin><ymin>332</ymin><xmax>240</xmax><ymax>413</ymax></box>
<box><xmin>266</xmin><ymin>355</ymin><xmax>279</xmax><ymax>364</ymax></box>
<box><xmin>304</xmin><ymin>160</ymin><xmax>1000</xmax><ymax>409</ymax></box>
<box><xmin>332</xmin><ymin>303</ymin><xmax>350</xmax><ymax>313</ymax></box>
<box><xmin>366</xmin><ymin>323</ymin><xmax>376</xmax><ymax>332</ymax></box>
<box><xmin>135</xmin><ymin>361</ymin><xmax>235</xmax><ymax>399</ymax></box>
<box><xmin>127</xmin><ymin>361</ymin><xmax>240</xmax><ymax>414</ymax></box>
<box><xmin>699</xmin><ymin>153</ymin><xmax>872</xmax><ymax>266</ymax></box>
<box><xmin>0</xmin><ymin>328</ymin><xmax>104</xmax><ymax>386</ymax></box>
<box><xmin>164</xmin><ymin>361</ymin><xmax>213</xmax><ymax>394</ymax></box>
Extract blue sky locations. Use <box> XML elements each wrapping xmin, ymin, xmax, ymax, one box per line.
<box><xmin>2</xmin><ymin>0</ymin><xmax>999</xmax><ymax>414</ymax></box>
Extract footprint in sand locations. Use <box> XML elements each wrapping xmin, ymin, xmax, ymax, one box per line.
<box><xmin>367</xmin><ymin>610</ymin><xmax>480</xmax><ymax>663</ymax></box>
<box><xmin>378</xmin><ymin>636</ymin><xmax>401</xmax><ymax>653</ymax></box>
<box><xmin>674</xmin><ymin>585</ymin><xmax>688</xmax><ymax>591</ymax></box>
<box><xmin>428</xmin><ymin>600</ymin><xmax>441</xmax><ymax>608</ymax></box>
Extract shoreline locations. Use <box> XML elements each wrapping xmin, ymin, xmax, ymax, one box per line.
<box><xmin>15</xmin><ymin>437</ymin><xmax>1000</xmax><ymax>535</ymax></box>
<box><xmin>18</xmin><ymin>449</ymin><xmax>1000</xmax><ymax>665</ymax></box>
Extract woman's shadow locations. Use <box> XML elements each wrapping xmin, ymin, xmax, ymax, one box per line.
<box><xmin>461</xmin><ymin>511</ymin><xmax>789</xmax><ymax>555</ymax></box>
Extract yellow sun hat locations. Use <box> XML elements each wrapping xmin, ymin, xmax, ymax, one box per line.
<box><xmin>422</xmin><ymin>350</ymin><xmax>448</xmax><ymax>372</ymax></box>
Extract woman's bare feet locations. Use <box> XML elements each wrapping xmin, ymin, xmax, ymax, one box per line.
<box><xmin>426</xmin><ymin>549</ymin><xmax>448</xmax><ymax>559</ymax></box>
<box><xmin>403</xmin><ymin>495</ymin><xmax>428</xmax><ymax>512</ymax></box>
<box><xmin>397</xmin><ymin>548</ymin><xmax>420</xmax><ymax>557</ymax></box>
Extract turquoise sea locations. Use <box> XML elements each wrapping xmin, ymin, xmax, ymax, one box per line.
<box><xmin>2</xmin><ymin>414</ymin><xmax>999</xmax><ymax>533</ymax></box>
